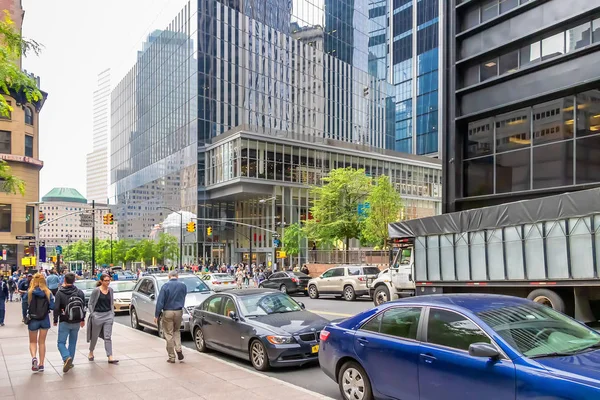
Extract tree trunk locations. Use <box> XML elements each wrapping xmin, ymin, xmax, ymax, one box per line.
<box><xmin>345</xmin><ymin>237</ymin><xmax>350</xmax><ymax>264</ymax></box>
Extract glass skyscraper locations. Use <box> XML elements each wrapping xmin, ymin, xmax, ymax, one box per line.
<box><xmin>110</xmin><ymin>0</ymin><xmax>442</xmax><ymax>265</ymax></box>
<box><xmin>392</xmin><ymin>0</ymin><xmax>441</xmax><ymax>156</ymax></box>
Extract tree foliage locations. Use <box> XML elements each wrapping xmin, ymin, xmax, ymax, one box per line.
<box><xmin>0</xmin><ymin>11</ymin><xmax>43</xmax><ymax>118</ymax></box>
<box><xmin>361</xmin><ymin>175</ymin><xmax>403</xmax><ymax>248</ymax></box>
<box><xmin>304</xmin><ymin>167</ymin><xmax>372</xmax><ymax>250</ymax></box>
<box><xmin>62</xmin><ymin>234</ymin><xmax>180</xmax><ymax>266</ymax></box>
<box><xmin>0</xmin><ymin>160</ymin><xmax>24</xmax><ymax>194</ymax></box>
<box><xmin>282</xmin><ymin>223</ymin><xmax>304</xmax><ymax>256</ymax></box>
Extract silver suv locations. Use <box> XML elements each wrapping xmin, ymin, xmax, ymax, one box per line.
<box><xmin>130</xmin><ymin>273</ymin><xmax>214</xmax><ymax>337</ymax></box>
<box><xmin>307</xmin><ymin>265</ymin><xmax>381</xmax><ymax>301</ymax></box>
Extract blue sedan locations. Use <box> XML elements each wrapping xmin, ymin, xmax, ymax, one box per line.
<box><xmin>319</xmin><ymin>294</ymin><xmax>600</xmax><ymax>400</ymax></box>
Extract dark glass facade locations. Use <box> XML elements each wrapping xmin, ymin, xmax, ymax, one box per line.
<box><xmin>110</xmin><ymin>0</ymin><xmax>442</xmax><ymax>265</ymax></box>
<box><xmin>392</xmin><ymin>0</ymin><xmax>441</xmax><ymax>156</ymax></box>
<box><xmin>443</xmin><ymin>0</ymin><xmax>600</xmax><ymax>212</ymax></box>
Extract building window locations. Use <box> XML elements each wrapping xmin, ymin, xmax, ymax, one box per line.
<box><xmin>26</xmin><ymin>206</ymin><xmax>34</xmax><ymax>233</ymax></box>
<box><xmin>0</xmin><ymin>204</ymin><xmax>10</xmax><ymax>232</ymax></box>
<box><xmin>25</xmin><ymin>135</ymin><xmax>33</xmax><ymax>157</ymax></box>
<box><xmin>25</xmin><ymin>107</ymin><xmax>33</xmax><ymax>125</ymax></box>
<box><xmin>0</xmin><ymin>131</ymin><xmax>10</xmax><ymax>154</ymax></box>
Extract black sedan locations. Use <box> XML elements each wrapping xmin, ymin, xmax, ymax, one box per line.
<box><xmin>191</xmin><ymin>289</ymin><xmax>329</xmax><ymax>371</ymax></box>
<box><xmin>259</xmin><ymin>271</ymin><xmax>311</xmax><ymax>295</ymax></box>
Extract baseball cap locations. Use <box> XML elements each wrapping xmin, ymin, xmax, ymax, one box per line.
<box><xmin>27</xmin><ymin>273</ymin><xmax>32</xmax><ymax>277</ymax></box>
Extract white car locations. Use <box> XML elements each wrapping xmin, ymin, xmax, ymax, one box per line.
<box><xmin>199</xmin><ymin>273</ymin><xmax>236</xmax><ymax>291</ymax></box>
<box><xmin>110</xmin><ymin>281</ymin><xmax>137</xmax><ymax>313</ymax></box>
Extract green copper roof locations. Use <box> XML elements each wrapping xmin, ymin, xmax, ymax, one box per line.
<box><xmin>41</xmin><ymin>188</ymin><xmax>87</xmax><ymax>204</ymax></box>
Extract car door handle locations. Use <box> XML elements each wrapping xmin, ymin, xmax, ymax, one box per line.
<box><xmin>420</xmin><ymin>353</ymin><xmax>437</xmax><ymax>364</ymax></box>
<box><xmin>217</xmin><ymin>320</ymin><xmax>222</xmax><ymax>325</ymax></box>
<box><xmin>357</xmin><ymin>337</ymin><xmax>369</xmax><ymax>346</ymax></box>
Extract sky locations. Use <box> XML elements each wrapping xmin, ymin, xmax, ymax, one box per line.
<box><xmin>21</xmin><ymin>0</ymin><xmax>189</xmax><ymax>200</ymax></box>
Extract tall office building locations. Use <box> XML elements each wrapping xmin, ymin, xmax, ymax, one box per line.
<box><xmin>86</xmin><ymin>69</ymin><xmax>111</xmax><ymax>203</ymax></box>
<box><xmin>110</xmin><ymin>0</ymin><xmax>443</xmax><ymax>265</ymax></box>
<box><xmin>392</xmin><ymin>0</ymin><xmax>442</xmax><ymax>156</ymax></box>
<box><xmin>442</xmin><ymin>0</ymin><xmax>600</xmax><ymax>212</ymax></box>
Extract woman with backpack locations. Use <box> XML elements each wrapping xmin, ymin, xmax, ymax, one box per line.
<box><xmin>26</xmin><ymin>273</ymin><xmax>55</xmax><ymax>372</ymax></box>
<box><xmin>86</xmin><ymin>273</ymin><xmax>118</xmax><ymax>364</ymax></box>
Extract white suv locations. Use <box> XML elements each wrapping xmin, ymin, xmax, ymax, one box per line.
<box><xmin>307</xmin><ymin>265</ymin><xmax>381</xmax><ymax>301</ymax></box>
<box><xmin>130</xmin><ymin>273</ymin><xmax>214</xmax><ymax>337</ymax></box>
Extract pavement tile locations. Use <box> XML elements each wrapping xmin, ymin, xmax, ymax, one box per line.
<box><xmin>229</xmin><ymin>376</ymin><xmax>281</xmax><ymax>389</ymax></box>
<box><xmin>251</xmin><ymin>384</ymin><xmax>317</xmax><ymax>400</ymax></box>
<box><xmin>123</xmin><ymin>377</ymin><xmax>174</xmax><ymax>392</ymax></box>
<box><xmin>134</xmin><ymin>385</ymin><xmax>199</xmax><ymax>400</ymax></box>
<box><xmin>0</xmin><ymin>386</ymin><xmax>13</xmax><ymax>397</ymax></box>
<box><xmin>200</xmin><ymin>390</ymin><xmax>264</xmax><ymax>400</ymax></box>
<box><xmin>69</xmin><ymin>383</ymin><xmax>138</xmax><ymax>399</ymax></box>
<box><xmin>210</xmin><ymin>369</ymin><xmax>257</xmax><ymax>381</ymax></box>
<box><xmin>114</xmin><ymin>370</ymin><xmax>163</xmax><ymax>383</ymax></box>
<box><xmin>154</xmin><ymin>364</ymin><xmax>200</xmax><ymax>378</ymax></box>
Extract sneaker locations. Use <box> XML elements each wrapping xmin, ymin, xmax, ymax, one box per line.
<box><xmin>176</xmin><ymin>351</ymin><xmax>184</xmax><ymax>361</ymax></box>
<box><xmin>0</xmin><ymin>323</ymin><xmax>4</xmax><ymax>326</ymax></box>
<box><xmin>166</xmin><ymin>359</ymin><xmax>175</xmax><ymax>364</ymax></box>
<box><xmin>38</xmin><ymin>365</ymin><xmax>44</xmax><ymax>372</ymax></box>
<box><xmin>63</xmin><ymin>357</ymin><xmax>73</xmax><ymax>373</ymax></box>
<box><xmin>31</xmin><ymin>357</ymin><xmax>38</xmax><ymax>372</ymax></box>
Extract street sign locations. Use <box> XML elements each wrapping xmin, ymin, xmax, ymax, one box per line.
<box><xmin>273</xmin><ymin>239</ymin><xmax>280</xmax><ymax>248</ymax></box>
<box><xmin>80</xmin><ymin>213</ymin><xmax>94</xmax><ymax>228</ymax></box>
<box><xmin>56</xmin><ymin>245</ymin><xmax>63</xmax><ymax>255</ymax></box>
<box><xmin>276</xmin><ymin>251</ymin><xmax>287</xmax><ymax>259</ymax></box>
<box><xmin>16</xmin><ymin>235</ymin><xmax>35</xmax><ymax>240</ymax></box>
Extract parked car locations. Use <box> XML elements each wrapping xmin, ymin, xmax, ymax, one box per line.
<box><xmin>319</xmin><ymin>294</ymin><xmax>600</xmax><ymax>400</ymax></box>
<box><xmin>259</xmin><ymin>271</ymin><xmax>311</xmax><ymax>295</ymax></box>
<box><xmin>130</xmin><ymin>273</ymin><xmax>214</xmax><ymax>337</ymax></box>
<box><xmin>199</xmin><ymin>273</ymin><xmax>236</xmax><ymax>291</ymax></box>
<box><xmin>110</xmin><ymin>280</ymin><xmax>137</xmax><ymax>313</ymax></box>
<box><xmin>307</xmin><ymin>265</ymin><xmax>381</xmax><ymax>301</ymax></box>
<box><xmin>191</xmin><ymin>289</ymin><xmax>329</xmax><ymax>371</ymax></box>
<box><xmin>73</xmin><ymin>279</ymin><xmax>97</xmax><ymax>305</ymax></box>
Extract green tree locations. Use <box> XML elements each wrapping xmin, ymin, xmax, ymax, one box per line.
<box><xmin>361</xmin><ymin>175</ymin><xmax>403</xmax><ymax>248</ymax></box>
<box><xmin>282</xmin><ymin>223</ymin><xmax>304</xmax><ymax>257</ymax></box>
<box><xmin>0</xmin><ymin>161</ymin><xmax>24</xmax><ymax>194</ymax></box>
<box><xmin>304</xmin><ymin>167</ymin><xmax>372</xmax><ymax>251</ymax></box>
<box><xmin>112</xmin><ymin>239</ymin><xmax>131</xmax><ymax>266</ymax></box>
<box><xmin>156</xmin><ymin>233</ymin><xmax>179</xmax><ymax>264</ymax></box>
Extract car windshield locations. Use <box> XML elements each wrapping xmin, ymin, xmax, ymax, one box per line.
<box><xmin>477</xmin><ymin>303</ymin><xmax>600</xmax><ymax>358</ymax></box>
<box><xmin>74</xmin><ymin>281</ymin><xmax>97</xmax><ymax>290</ymax></box>
<box><xmin>158</xmin><ymin>276</ymin><xmax>210</xmax><ymax>293</ymax></box>
<box><xmin>238</xmin><ymin>292</ymin><xmax>302</xmax><ymax>316</ymax></box>
<box><xmin>110</xmin><ymin>281</ymin><xmax>136</xmax><ymax>292</ymax></box>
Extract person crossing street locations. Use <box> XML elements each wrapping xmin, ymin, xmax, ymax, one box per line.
<box><xmin>154</xmin><ymin>270</ymin><xmax>186</xmax><ymax>363</ymax></box>
<box><xmin>0</xmin><ymin>278</ymin><xmax>8</xmax><ymax>326</ymax></box>
<box><xmin>53</xmin><ymin>273</ymin><xmax>86</xmax><ymax>373</ymax></box>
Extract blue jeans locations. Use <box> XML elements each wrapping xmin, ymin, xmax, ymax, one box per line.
<box><xmin>0</xmin><ymin>303</ymin><xmax>5</xmax><ymax>324</ymax></box>
<box><xmin>57</xmin><ymin>322</ymin><xmax>80</xmax><ymax>362</ymax></box>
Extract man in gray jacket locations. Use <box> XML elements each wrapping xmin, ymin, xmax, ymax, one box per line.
<box><xmin>154</xmin><ymin>270</ymin><xmax>187</xmax><ymax>363</ymax></box>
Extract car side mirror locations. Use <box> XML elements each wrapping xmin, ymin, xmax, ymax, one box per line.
<box><xmin>469</xmin><ymin>342</ymin><xmax>500</xmax><ymax>359</ymax></box>
<box><xmin>297</xmin><ymin>302</ymin><xmax>306</xmax><ymax>310</ymax></box>
<box><xmin>149</xmin><ymin>294</ymin><xmax>156</xmax><ymax>300</ymax></box>
<box><xmin>228</xmin><ymin>310</ymin><xmax>238</xmax><ymax>321</ymax></box>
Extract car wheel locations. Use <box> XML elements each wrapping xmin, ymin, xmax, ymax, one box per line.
<box><xmin>338</xmin><ymin>361</ymin><xmax>373</xmax><ymax>400</ymax></box>
<box><xmin>279</xmin><ymin>285</ymin><xmax>288</xmax><ymax>294</ymax></box>
<box><xmin>259</xmin><ymin>284</ymin><xmax>264</xmax><ymax>288</ymax></box>
<box><xmin>308</xmin><ymin>285</ymin><xmax>319</xmax><ymax>299</ymax></box>
<box><xmin>373</xmin><ymin>285</ymin><xmax>390</xmax><ymax>306</ymax></box>
<box><xmin>344</xmin><ymin>286</ymin><xmax>356</xmax><ymax>301</ymax></box>
<box><xmin>250</xmin><ymin>340</ymin><xmax>270</xmax><ymax>371</ymax></box>
<box><xmin>194</xmin><ymin>326</ymin><xmax>208</xmax><ymax>352</ymax></box>
<box><xmin>130</xmin><ymin>308</ymin><xmax>143</xmax><ymax>330</ymax></box>
<box><xmin>157</xmin><ymin>316</ymin><xmax>164</xmax><ymax>338</ymax></box>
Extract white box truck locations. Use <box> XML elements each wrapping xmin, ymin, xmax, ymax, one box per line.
<box><xmin>369</xmin><ymin>188</ymin><xmax>600</xmax><ymax>323</ymax></box>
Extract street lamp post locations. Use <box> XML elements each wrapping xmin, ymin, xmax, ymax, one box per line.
<box><xmin>159</xmin><ymin>207</ymin><xmax>183</xmax><ymax>268</ymax></box>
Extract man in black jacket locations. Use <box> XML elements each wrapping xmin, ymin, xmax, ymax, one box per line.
<box><xmin>53</xmin><ymin>273</ymin><xmax>86</xmax><ymax>373</ymax></box>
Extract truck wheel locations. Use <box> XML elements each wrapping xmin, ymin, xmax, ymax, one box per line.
<box><xmin>527</xmin><ymin>289</ymin><xmax>565</xmax><ymax>313</ymax></box>
<box><xmin>373</xmin><ymin>286</ymin><xmax>390</xmax><ymax>306</ymax></box>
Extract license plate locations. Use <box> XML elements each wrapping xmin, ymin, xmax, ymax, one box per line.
<box><xmin>311</xmin><ymin>345</ymin><xmax>319</xmax><ymax>353</ymax></box>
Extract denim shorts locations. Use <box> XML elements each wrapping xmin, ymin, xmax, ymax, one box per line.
<box><xmin>28</xmin><ymin>315</ymin><xmax>51</xmax><ymax>331</ymax></box>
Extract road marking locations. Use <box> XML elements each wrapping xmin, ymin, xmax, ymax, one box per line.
<box><xmin>311</xmin><ymin>310</ymin><xmax>354</xmax><ymax>317</ymax></box>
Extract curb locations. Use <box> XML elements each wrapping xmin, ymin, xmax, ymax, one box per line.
<box><xmin>116</xmin><ymin>322</ymin><xmax>337</xmax><ymax>400</ymax></box>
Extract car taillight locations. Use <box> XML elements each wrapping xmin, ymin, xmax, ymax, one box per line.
<box><xmin>358</xmin><ymin>276</ymin><xmax>366</xmax><ymax>282</ymax></box>
<box><xmin>320</xmin><ymin>329</ymin><xmax>331</xmax><ymax>342</ymax></box>
<box><xmin>291</xmin><ymin>277</ymin><xmax>299</xmax><ymax>283</ymax></box>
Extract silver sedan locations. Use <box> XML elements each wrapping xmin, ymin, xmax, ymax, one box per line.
<box><xmin>199</xmin><ymin>273</ymin><xmax>236</xmax><ymax>291</ymax></box>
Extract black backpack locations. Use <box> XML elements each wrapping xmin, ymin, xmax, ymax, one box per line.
<box><xmin>64</xmin><ymin>294</ymin><xmax>85</xmax><ymax>322</ymax></box>
<box><xmin>28</xmin><ymin>295</ymin><xmax>49</xmax><ymax>321</ymax></box>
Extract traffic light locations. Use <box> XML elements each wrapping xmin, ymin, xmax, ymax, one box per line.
<box><xmin>103</xmin><ymin>214</ymin><xmax>109</xmax><ymax>225</ymax></box>
<box><xmin>107</xmin><ymin>213</ymin><xmax>114</xmax><ymax>225</ymax></box>
<box><xmin>187</xmin><ymin>222</ymin><xmax>196</xmax><ymax>232</ymax></box>
<box><xmin>207</xmin><ymin>226</ymin><xmax>212</xmax><ymax>236</ymax></box>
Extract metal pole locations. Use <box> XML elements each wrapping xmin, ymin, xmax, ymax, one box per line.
<box><xmin>91</xmin><ymin>200</ymin><xmax>96</xmax><ymax>277</ymax></box>
<box><xmin>249</xmin><ymin>226</ymin><xmax>253</xmax><ymax>268</ymax></box>
<box><xmin>110</xmin><ymin>233</ymin><xmax>113</xmax><ymax>265</ymax></box>
<box><xmin>179</xmin><ymin>213</ymin><xmax>183</xmax><ymax>268</ymax></box>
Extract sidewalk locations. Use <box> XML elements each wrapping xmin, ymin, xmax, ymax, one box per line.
<box><xmin>0</xmin><ymin>302</ymin><xmax>334</xmax><ymax>400</ymax></box>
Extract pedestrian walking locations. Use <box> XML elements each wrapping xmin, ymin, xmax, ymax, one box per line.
<box><xmin>7</xmin><ymin>276</ymin><xmax>15</xmax><ymax>302</ymax></box>
<box><xmin>26</xmin><ymin>273</ymin><xmax>55</xmax><ymax>372</ymax></box>
<box><xmin>236</xmin><ymin>267</ymin><xmax>244</xmax><ymax>289</ymax></box>
<box><xmin>154</xmin><ymin>270</ymin><xmax>186</xmax><ymax>363</ymax></box>
<box><xmin>18</xmin><ymin>274</ymin><xmax>32</xmax><ymax>323</ymax></box>
<box><xmin>87</xmin><ymin>273</ymin><xmax>119</xmax><ymax>364</ymax></box>
<box><xmin>0</xmin><ymin>277</ymin><xmax>8</xmax><ymax>326</ymax></box>
<box><xmin>46</xmin><ymin>270</ymin><xmax>59</xmax><ymax>296</ymax></box>
<box><xmin>53</xmin><ymin>272</ymin><xmax>86</xmax><ymax>373</ymax></box>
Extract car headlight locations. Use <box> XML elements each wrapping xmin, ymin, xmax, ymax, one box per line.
<box><xmin>266</xmin><ymin>335</ymin><xmax>295</xmax><ymax>345</ymax></box>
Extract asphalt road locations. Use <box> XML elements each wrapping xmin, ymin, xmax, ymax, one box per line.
<box><xmin>114</xmin><ymin>294</ymin><xmax>374</xmax><ymax>399</ymax></box>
